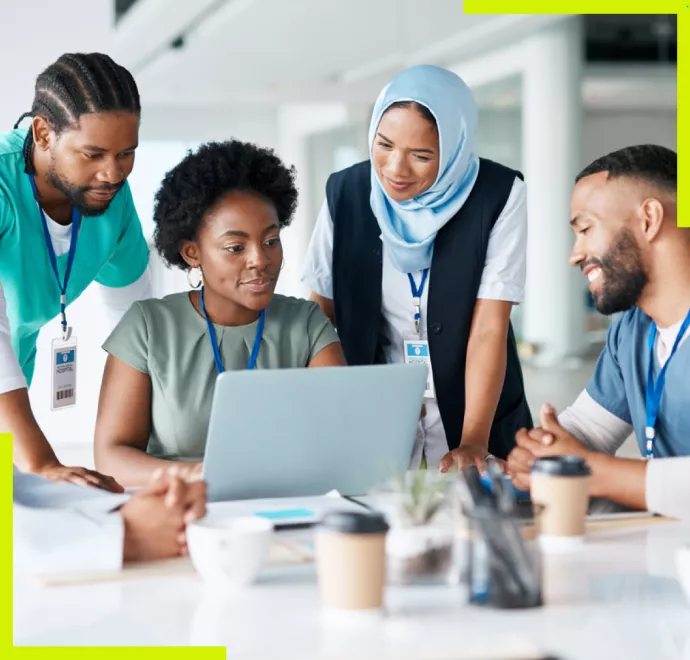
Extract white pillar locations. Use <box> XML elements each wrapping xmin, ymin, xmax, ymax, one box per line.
<box><xmin>521</xmin><ymin>17</ymin><xmax>587</xmax><ymax>366</ymax></box>
<box><xmin>275</xmin><ymin>103</ymin><xmax>348</xmax><ymax>299</ymax></box>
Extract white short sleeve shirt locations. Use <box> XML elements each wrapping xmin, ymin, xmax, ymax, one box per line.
<box><xmin>301</xmin><ymin>176</ymin><xmax>528</xmax><ymax>467</ymax></box>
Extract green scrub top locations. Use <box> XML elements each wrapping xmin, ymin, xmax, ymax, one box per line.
<box><xmin>0</xmin><ymin>129</ymin><xmax>149</xmax><ymax>386</ymax></box>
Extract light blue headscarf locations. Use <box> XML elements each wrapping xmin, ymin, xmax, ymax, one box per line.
<box><xmin>369</xmin><ymin>65</ymin><xmax>480</xmax><ymax>273</ymax></box>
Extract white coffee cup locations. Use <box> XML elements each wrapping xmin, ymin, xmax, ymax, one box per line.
<box><xmin>187</xmin><ymin>514</ymin><xmax>274</xmax><ymax>588</ymax></box>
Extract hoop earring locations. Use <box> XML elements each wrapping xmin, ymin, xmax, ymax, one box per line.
<box><xmin>187</xmin><ymin>267</ymin><xmax>202</xmax><ymax>289</ymax></box>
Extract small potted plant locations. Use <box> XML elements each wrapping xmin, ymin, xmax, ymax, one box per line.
<box><xmin>373</xmin><ymin>471</ymin><xmax>456</xmax><ymax>585</ymax></box>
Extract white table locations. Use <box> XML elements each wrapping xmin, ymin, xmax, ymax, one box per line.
<box><xmin>14</xmin><ymin>512</ymin><xmax>690</xmax><ymax>659</ymax></box>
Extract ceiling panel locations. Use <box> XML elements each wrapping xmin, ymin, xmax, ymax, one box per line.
<box><xmin>130</xmin><ymin>0</ymin><xmax>499</xmax><ymax>105</ymax></box>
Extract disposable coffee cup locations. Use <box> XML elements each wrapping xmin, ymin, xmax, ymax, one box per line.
<box><xmin>315</xmin><ymin>511</ymin><xmax>389</xmax><ymax>612</ymax></box>
<box><xmin>530</xmin><ymin>456</ymin><xmax>591</xmax><ymax>552</ymax></box>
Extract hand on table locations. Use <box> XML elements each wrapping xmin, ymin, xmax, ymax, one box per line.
<box><xmin>507</xmin><ymin>402</ymin><xmax>590</xmax><ymax>492</ymax></box>
<box><xmin>121</xmin><ymin>470</ymin><xmax>207</xmax><ymax>563</ymax></box>
<box><xmin>36</xmin><ymin>462</ymin><xmax>124</xmax><ymax>493</ymax></box>
<box><xmin>439</xmin><ymin>444</ymin><xmax>492</xmax><ymax>472</ymax></box>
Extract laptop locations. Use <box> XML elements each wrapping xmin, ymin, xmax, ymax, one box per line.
<box><xmin>201</xmin><ymin>363</ymin><xmax>427</xmax><ymax>502</ymax></box>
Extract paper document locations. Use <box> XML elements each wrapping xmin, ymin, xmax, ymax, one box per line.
<box><xmin>208</xmin><ymin>492</ymin><xmax>369</xmax><ymax>525</ymax></box>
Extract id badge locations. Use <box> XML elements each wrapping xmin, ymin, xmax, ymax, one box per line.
<box><xmin>51</xmin><ymin>336</ymin><xmax>77</xmax><ymax>410</ymax></box>
<box><xmin>403</xmin><ymin>337</ymin><xmax>436</xmax><ymax>399</ymax></box>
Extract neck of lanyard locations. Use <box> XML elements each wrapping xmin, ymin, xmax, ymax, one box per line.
<box><xmin>407</xmin><ymin>269</ymin><xmax>429</xmax><ymax>336</ymax></box>
<box><xmin>199</xmin><ymin>286</ymin><xmax>264</xmax><ymax>374</ymax></box>
<box><xmin>645</xmin><ymin>309</ymin><xmax>690</xmax><ymax>459</ymax></box>
<box><xmin>29</xmin><ymin>175</ymin><xmax>79</xmax><ymax>341</ymax></box>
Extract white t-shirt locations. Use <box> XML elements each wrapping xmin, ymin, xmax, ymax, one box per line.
<box><xmin>656</xmin><ymin>317</ymin><xmax>689</xmax><ymax>366</ymax></box>
<box><xmin>0</xmin><ymin>212</ymin><xmax>152</xmax><ymax>395</ymax></box>
<box><xmin>301</xmin><ymin>176</ymin><xmax>528</xmax><ymax>468</ymax></box>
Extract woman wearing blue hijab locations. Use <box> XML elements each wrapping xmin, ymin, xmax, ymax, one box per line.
<box><xmin>302</xmin><ymin>65</ymin><xmax>532</xmax><ymax>471</ymax></box>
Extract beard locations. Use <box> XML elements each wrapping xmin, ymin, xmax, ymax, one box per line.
<box><xmin>584</xmin><ymin>228</ymin><xmax>648</xmax><ymax>316</ymax></box>
<box><xmin>48</xmin><ymin>154</ymin><xmax>124</xmax><ymax>217</ymax></box>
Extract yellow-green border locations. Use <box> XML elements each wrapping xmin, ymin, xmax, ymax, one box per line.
<box><xmin>464</xmin><ymin>1</ymin><xmax>684</xmax><ymax>226</ymax></box>
<box><xmin>4</xmin><ymin>433</ymin><xmax>222</xmax><ymax>656</ymax></box>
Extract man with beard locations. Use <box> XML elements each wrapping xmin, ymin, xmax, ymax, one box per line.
<box><xmin>507</xmin><ymin>145</ymin><xmax>690</xmax><ymax>519</ymax></box>
<box><xmin>1</xmin><ymin>53</ymin><xmax>151</xmax><ymax>492</ymax></box>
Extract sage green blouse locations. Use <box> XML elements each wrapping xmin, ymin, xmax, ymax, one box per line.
<box><xmin>102</xmin><ymin>292</ymin><xmax>340</xmax><ymax>460</ymax></box>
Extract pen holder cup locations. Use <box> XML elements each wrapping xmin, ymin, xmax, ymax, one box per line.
<box><xmin>465</xmin><ymin>505</ymin><xmax>544</xmax><ymax>609</ymax></box>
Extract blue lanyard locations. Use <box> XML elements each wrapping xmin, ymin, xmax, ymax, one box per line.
<box><xmin>407</xmin><ymin>268</ymin><xmax>429</xmax><ymax>336</ymax></box>
<box><xmin>29</xmin><ymin>175</ymin><xmax>79</xmax><ymax>341</ymax></box>
<box><xmin>199</xmin><ymin>286</ymin><xmax>264</xmax><ymax>374</ymax></box>
<box><xmin>645</xmin><ymin>309</ymin><xmax>690</xmax><ymax>459</ymax></box>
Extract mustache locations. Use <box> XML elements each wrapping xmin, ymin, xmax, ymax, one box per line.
<box><xmin>85</xmin><ymin>182</ymin><xmax>124</xmax><ymax>194</ymax></box>
<box><xmin>580</xmin><ymin>258</ymin><xmax>604</xmax><ymax>272</ymax></box>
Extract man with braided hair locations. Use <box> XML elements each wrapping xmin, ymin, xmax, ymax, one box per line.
<box><xmin>1</xmin><ymin>53</ymin><xmax>152</xmax><ymax>491</ymax></box>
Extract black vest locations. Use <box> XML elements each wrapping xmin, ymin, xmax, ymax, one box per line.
<box><xmin>327</xmin><ymin>159</ymin><xmax>532</xmax><ymax>460</ymax></box>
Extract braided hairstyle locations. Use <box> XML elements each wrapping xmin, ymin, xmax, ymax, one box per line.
<box><xmin>13</xmin><ymin>53</ymin><xmax>140</xmax><ymax>173</ymax></box>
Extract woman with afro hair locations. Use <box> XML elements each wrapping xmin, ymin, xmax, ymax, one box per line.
<box><xmin>93</xmin><ymin>140</ymin><xmax>345</xmax><ymax>486</ymax></box>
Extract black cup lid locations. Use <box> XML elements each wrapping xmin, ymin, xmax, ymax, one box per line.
<box><xmin>530</xmin><ymin>455</ymin><xmax>591</xmax><ymax>477</ymax></box>
<box><xmin>320</xmin><ymin>511</ymin><xmax>389</xmax><ymax>534</ymax></box>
